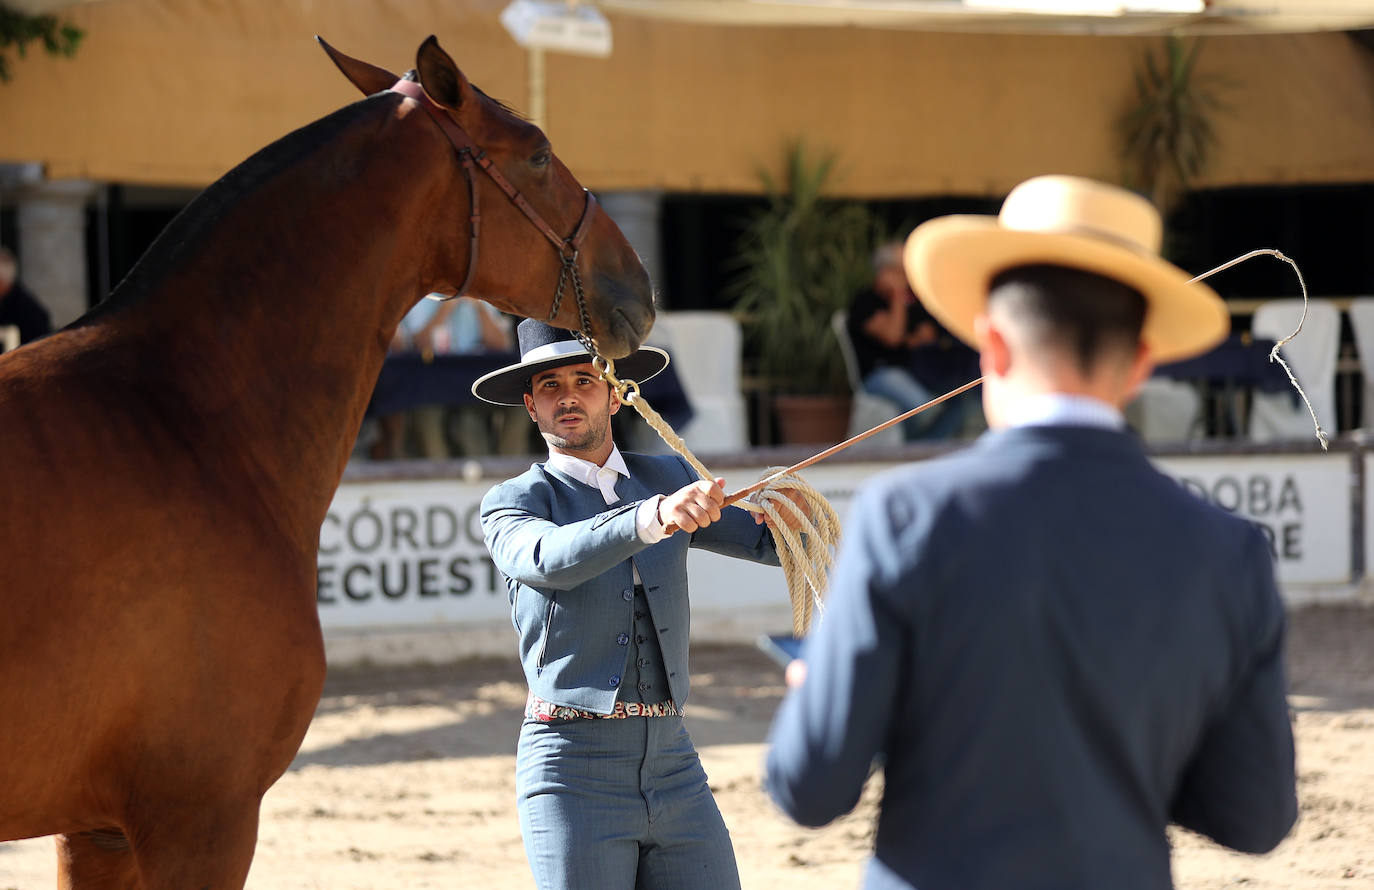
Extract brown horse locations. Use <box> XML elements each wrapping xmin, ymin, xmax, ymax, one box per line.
<box><xmin>0</xmin><ymin>36</ymin><xmax>652</xmax><ymax>888</ymax></box>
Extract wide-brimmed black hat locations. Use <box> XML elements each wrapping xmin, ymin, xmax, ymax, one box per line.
<box><xmin>471</xmin><ymin>319</ymin><xmax>670</xmax><ymax>406</ymax></box>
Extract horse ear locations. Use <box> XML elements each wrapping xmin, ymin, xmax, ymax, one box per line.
<box><xmin>415</xmin><ymin>35</ymin><xmax>472</xmax><ymax>112</ymax></box>
<box><xmin>317</xmin><ymin>36</ymin><xmax>400</xmax><ymax>96</ymax></box>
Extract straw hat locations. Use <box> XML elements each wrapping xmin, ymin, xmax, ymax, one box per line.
<box><xmin>472</xmin><ymin>318</ymin><xmax>669</xmax><ymax>406</ymax></box>
<box><xmin>903</xmin><ymin>175</ymin><xmax>1229</xmax><ymax>363</ymax></box>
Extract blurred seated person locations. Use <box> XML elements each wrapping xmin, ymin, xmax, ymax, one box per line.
<box><xmin>370</xmin><ymin>295</ymin><xmax>517</xmax><ymax>460</ymax></box>
<box><xmin>846</xmin><ymin>242</ymin><xmax>980</xmax><ymax>441</ymax></box>
<box><xmin>0</xmin><ymin>247</ymin><xmax>52</xmax><ymax>351</ymax></box>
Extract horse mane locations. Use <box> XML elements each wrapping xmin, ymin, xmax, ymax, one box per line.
<box><xmin>476</xmin><ymin>89</ymin><xmax>527</xmax><ymax>123</ymax></box>
<box><xmin>68</xmin><ymin>92</ymin><xmax>398</xmax><ymax>330</ymax></box>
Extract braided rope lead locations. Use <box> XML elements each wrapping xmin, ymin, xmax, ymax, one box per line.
<box><xmin>594</xmin><ymin>355</ymin><xmax>841</xmax><ymax>635</ymax></box>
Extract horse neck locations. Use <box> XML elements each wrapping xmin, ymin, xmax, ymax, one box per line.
<box><xmin>119</xmin><ymin>102</ymin><xmax>465</xmax><ymax>545</ymax></box>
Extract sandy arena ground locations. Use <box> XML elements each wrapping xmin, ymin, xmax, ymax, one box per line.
<box><xmin>2</xmin><ymin>604</ymin><xmax>1371</xmax><ymax>889</ymax></box>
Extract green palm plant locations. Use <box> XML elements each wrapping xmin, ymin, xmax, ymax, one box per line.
<box><xmin>1118</xmin><ymin>36</ymin><xmax>1226</xmax><ymax>215</ymax></box>
<box><xmin>0</xmin><ymin>5</ymin><xmax>82</xmax><ymax>83</ymax></box>
<box><xmin>728</xmin><ymin>141</ymin><xmax>882</xmax><ymax>396</ymax></box>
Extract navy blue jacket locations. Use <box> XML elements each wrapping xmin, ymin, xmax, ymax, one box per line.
<box><xmin>765</xmin><ymin>425</ymin><xmax>1297</xmax><ymax>889</ymax></box>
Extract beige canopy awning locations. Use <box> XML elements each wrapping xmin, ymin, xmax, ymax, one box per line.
<box><xmin>600</xmin><ymin>1</ymin><xmax>1374</xmax><ymax>36</ymax></box>
<box><xmin>4</xmin><ymin>0</ymin><xmax>1374</xmax><ymax>196</ymax></box>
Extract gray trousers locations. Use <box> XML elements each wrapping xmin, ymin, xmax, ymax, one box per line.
<box><xmin>515</xmin><ymin>715</ymin><xmax>741</xmax><ymax>890</ymax></box>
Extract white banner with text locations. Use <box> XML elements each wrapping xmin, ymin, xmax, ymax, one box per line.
<box><xmin>318</xmin><ymin>452</ymin><xmax>1355</xmax><ymax>637</ymax></box>
<box><xmin>1151</xmin><ymin>453</ymin><xmax>1350</xmax><ymax>587</ymax></box>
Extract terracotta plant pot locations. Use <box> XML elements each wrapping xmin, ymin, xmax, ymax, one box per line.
<box><xmin>774</xmin><ymin>394</ymin><xmax>851</xmax><ymax>445</ymax></box>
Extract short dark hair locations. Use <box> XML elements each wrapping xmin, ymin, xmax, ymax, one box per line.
<box><xmin>987</xmin><ymin>264</ymin><xmax>1146</xmax><ymax>374</ymax></box>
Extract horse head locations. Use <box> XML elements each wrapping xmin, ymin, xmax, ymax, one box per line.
<box><xmin>319</xmin><ymin>36</ymin><xmax>654</xmax><ymax>359</ymax></box>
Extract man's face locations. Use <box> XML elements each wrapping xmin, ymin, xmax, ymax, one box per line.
<box><xmin>522</xmin><ymin>362</ymin><xmax>621</xmax><ymax>456</ymax></box>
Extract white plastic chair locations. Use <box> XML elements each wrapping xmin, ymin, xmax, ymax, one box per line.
<box><xmin>646</xmin><ymin>311</ymin><xmax>749</xmax><ymax>454</ymax></box>
<box><xmin>1127</xmin><ymin>377</ymin><xmax>1202</xmax><ymax>443</ymax></box>
<box><xmin>1345</xmin><ymin>298</ymin><xmax>1374</xmax><ymax>430</ymax></box>
<box><xmin>831</xmin><ymin>310</ymin><xmax>903</xmax><ymax>450</ymax></box>
<box><xmin>1248</xmin><ymin>298</ymin><xmax>1341</xmax><ymax>442</ymax></box>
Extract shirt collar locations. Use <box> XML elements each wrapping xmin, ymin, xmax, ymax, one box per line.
<box><xmin>1002</xmin><ymin>393</ymin><xmax>1125</xmax><ymax>431</ymax></box>
<box><xmin>545</xmin><ymin>444</ymin><xmax>629</xmax><ymax>488</ymax></box>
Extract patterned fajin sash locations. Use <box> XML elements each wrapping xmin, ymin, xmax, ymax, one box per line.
<box><xmin>525</xmin><ymin>692</ymin><xmax>682</xmax><ymax>722</ymax></box>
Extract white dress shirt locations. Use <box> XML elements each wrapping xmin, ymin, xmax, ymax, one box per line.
<box><xmin>545</xmin><ymin>445</ymin><xmax>669</xmax><ymax>544</ymax></box>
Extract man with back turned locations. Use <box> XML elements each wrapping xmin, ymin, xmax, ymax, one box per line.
<box><xmin>765</xmin><ymin>175</ymin><xmax>1298</xmax><ymax>889</ymax></box>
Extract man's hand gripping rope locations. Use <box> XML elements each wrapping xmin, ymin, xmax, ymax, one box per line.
<box><xmin>591</xmin><ymin>353</ymin><xmax>839</xmax><ymax>636</ymax></box>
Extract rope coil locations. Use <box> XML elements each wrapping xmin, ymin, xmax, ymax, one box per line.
<box><xmin>744</xmin><ymin>470</ymin><xmax>841</xmax><ymax>636</ymax></box>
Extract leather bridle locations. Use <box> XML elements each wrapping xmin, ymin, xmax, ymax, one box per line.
<box><xmin>390</xmin><ymin>77</ymin><xmax>600</xmax><ymax>349</ymax></box>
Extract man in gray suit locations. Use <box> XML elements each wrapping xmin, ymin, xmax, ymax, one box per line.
<box><xmin>765</xmin><ymin>175</ymin><xmax>1297</xmax><ymax>889</ymax></box>
<box><xmin>476</xmin><ymin>319</ymin><xmax>796</xmax><ymax>890</ymax></box>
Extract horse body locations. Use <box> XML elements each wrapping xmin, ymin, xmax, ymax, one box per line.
<box><xmin>1</xmin><ymin>306</ymin><xmax>327</xmax><ymax>888</ymax></box>
<box><xmin>0</xmin><ymin>37</ymin><xmax>653</xmax><ymax>888</ymax></box>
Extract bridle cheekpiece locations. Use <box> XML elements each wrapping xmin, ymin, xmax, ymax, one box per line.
<box><xmin>389</xmin><ymin>77</ymin><xmax>602</xmax><ymax>358</ymax></box>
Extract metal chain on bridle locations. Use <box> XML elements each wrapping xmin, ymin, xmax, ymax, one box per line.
<box><xmin>553</xmin><ymin>255</ymin><xmax>597</xmax><ymax>360</ymax></box>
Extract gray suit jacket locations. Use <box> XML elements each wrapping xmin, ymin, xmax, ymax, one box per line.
<box><xmin>765</xmin><ymin>425</ymin><xmax>1297</xmax><ymax>889</ymax></box>
<box><xmin>481</xmin><ymin>451</ymin><xmax>780</xmax><ymax>714</ymax></box>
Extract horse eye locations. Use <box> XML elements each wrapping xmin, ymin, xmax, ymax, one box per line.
<box><xmin>531</xmin><ymin>148</ymin><xmax>552</xmax><ymax>170</ymax></box>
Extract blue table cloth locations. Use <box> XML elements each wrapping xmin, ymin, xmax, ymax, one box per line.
<box><xmin>1154</xmin><ymin>335</ymin><xmax>1291</xmax><ymax>393</ymax></box>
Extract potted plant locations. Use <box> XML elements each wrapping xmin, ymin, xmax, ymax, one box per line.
<box><xmin>1118</xmin><ymin>35</ymin><xmax>1227</xmax><ymax>217</ymax></box>
<box><xmin>728</xmin><ymin>141</ymin><xmax>883</xmax><ymax>444</ymax></box>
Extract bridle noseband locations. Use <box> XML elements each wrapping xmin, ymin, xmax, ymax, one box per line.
<box><xmin>391</xmin><ymin>77</ymin><xmax>601</xmax><ymax>354</ymax></box>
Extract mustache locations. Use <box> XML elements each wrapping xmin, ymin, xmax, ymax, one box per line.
<box><xmin>554</xmin><ymin>407</ymin><xmax>586</xmax><ymax>420</ymax></box>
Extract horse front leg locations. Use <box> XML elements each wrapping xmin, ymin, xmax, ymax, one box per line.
<box><xmin>56</xmin><ymin>829</ymin><xmax>139</xmax><ymax>890</ymax></box>
<box><xmin>57</xmin><ymin>797</ymin><xmax>262</xmax><ymax>890</ymax></box>
<box><xmin>128</xmin><ymin>797</ymin><xmax>262</xmax><ymax>890</ymax></box>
